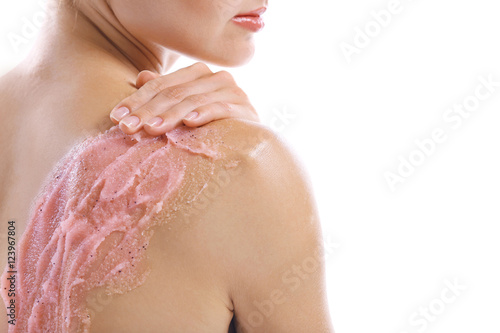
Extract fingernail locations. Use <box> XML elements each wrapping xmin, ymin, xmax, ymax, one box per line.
<box><xmin>146</xmin><ymin>117</ymin><xmax>164</xmax><ymax>127</ymax></box>
<box><xmin>184</xmin><ymin>111</ymin><xmax>199</xmax><ymax>121</ymax></box>
<box><xmin>111</xmin><ymin>107</ymin><xmax>130</xmax><ymax>121</ymax></box>
<box><xmin>121</xmin><ymin>115</ymin><xmax>141</xmax><ymax>128</ymax></box>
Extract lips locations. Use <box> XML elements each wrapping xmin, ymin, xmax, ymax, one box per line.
<box><xmin>231</xmin><ymin>6</ymin><xmax>267</xmax><ymax>32</ymax></box>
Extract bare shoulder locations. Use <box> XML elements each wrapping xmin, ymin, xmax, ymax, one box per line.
<box><xmin>192</xmin><ymin>117</ymin><xmax>322</xmax><ymax>262</ymax></box>
<box><xmin>176</xmin><ymin>117</ymin><xmax>317</xmax><ymax>227</ymax></box>
<box><xmin>199</xmin><ymin>117</ymin><xmax>309</xmax><ymax>175</ymax></box>
<box><xmin>198</xmin><ymin>116</ymin><xmax>315</xmax><ymax>205</ymax></box>
<box><xmin>173</xmin><ymin>118</ymin><xmax>334</xmax><ymax>332</ymax></box>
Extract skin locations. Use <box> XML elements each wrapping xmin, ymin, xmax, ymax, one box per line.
<box><xmin>0</xmin><ymin>0</ymin><xmax>335</xmax><ymax>332</ymax></box>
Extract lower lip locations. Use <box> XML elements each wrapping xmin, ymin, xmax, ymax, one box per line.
<box><xmin>231</xmin><ymin>16</ymin><xmax>265</xmax><ymax>32</ymax></box>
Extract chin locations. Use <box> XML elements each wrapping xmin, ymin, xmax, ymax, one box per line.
<box><xmin>209</xmin><ymin>55</ymin><xmax>253</xmax><ymax>67</ymax></box>
<box><xmin>191</xmin><ymin>43</ymin><xmax>256</xmax><ymax>68</ymax></box>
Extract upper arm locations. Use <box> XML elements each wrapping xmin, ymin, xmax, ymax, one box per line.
<box><xmin>194</xmin><ymin>123</ymin><xmax>334</xmax><ymax>333</ymax></box>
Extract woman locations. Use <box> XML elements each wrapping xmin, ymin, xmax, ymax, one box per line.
<box><xmin>0</xmin><ymin>0</ymin><xmax>334</xmax><ymax>332</ymax></box>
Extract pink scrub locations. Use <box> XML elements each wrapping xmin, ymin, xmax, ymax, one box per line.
<box><xmin>0</xmin><ymin>125</ymin><xmax>228</xmax><ymax>332</ymax></box>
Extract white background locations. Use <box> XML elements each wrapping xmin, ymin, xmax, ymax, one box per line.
<box><xmin>1</xmin><ymin>0</ymin><xmax>500</xmax><ymax>332</ymax></box>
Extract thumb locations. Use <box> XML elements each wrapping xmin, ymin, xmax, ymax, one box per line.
<box><xmin>136</xmin><ymin>70</ymin><xmax>161</xmax><ymax>88</ymax></box>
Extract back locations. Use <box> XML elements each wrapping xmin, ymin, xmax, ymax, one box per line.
<box><xmin>0</xmin><ymin>63</ymin><xmax>247</xmax><ymax>332</ymax></box>
<box><xmin>0</xmin><ymin>67</ymin><xmax>253</xmax><ymax>331</ymax></box>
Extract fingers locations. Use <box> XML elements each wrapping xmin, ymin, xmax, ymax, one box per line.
<box><xmin>109</xmin><ymin>63</ymin><xmax>260</xmax><ymax>136</ymax></box>
<box><xmin>141</xmin><ymin>88</ymin><xmax>235</xmax><ymax>136</ymax></box>
<box><xmin>110</xmin><ymin>62</ymin><xmax>212</xmax><ymax>125</ymax></box>
<box><xmin>182</xmin><ymin>85</ymin><xmax>259</xmax><ymax>125</ymax></box>
<box><xmin>136</xmin><ymin>70</ymin><xmax>160</xmax><ymax>88</ymax></box>
<box><xmin>183</xmin><ymin>102</ymin><xmax>260</xmax><ymax>127</ymax></box>
<box><xmin>141</xmin><ymin>87</ymin><xmax>258</xmax><ymax>136</ymax></box>
<box><xmin>120</xmin><ymin>71</ymin><xmax>233</xmax><ymax>134</ymax></box>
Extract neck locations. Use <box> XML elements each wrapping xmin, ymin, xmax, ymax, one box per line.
<box><xmin>14</xmin><ymin>1</ymin><xmax>182</xmax><ymax>138</ymax></box>
<box><xmin>27</xmin><ymin>1</ymin><xmax>180</xmax><ymax>76</ymax></box>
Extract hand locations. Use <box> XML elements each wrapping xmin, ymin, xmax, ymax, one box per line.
<box><xmin>110</xmin><ymin>62</ymin><xmax>260</xmax><ymax>136</ymax></box>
